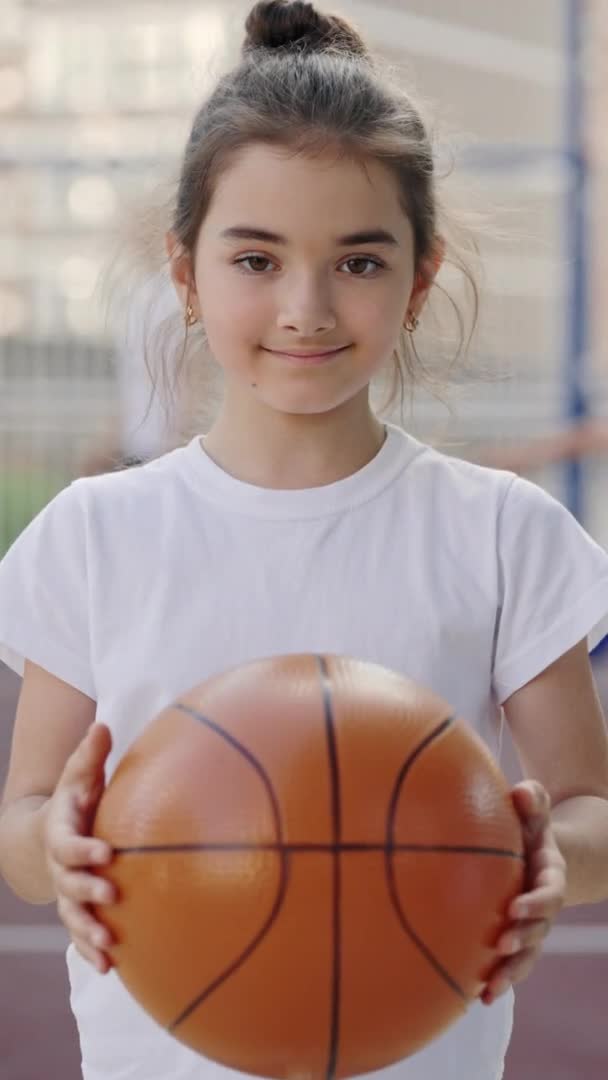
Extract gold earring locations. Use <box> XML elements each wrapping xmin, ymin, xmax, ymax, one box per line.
<box><xmin>185</xmin><ymin>303</ymin><xmax>197</xmax><ymax>327</ymax></box>
<box><xmin>405</xmin><ymin>312</ymin><xmax>419</xmax><ymax>333</ymax></box>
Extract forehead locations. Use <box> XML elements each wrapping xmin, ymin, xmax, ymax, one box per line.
<box><xmin>204</xmin><ymin>142</ymin><xmax>410</xmax><ymax>242</ymax></box>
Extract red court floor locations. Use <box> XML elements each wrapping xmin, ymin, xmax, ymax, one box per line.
<box><xmin>1</xmin><ymin>658</ymin><xmax>607</xmax><ymax>1079</ymax></box>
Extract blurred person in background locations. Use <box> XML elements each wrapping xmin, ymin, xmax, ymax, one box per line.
<box><xmin>472</xmin><ymin>416</ymin><xmax>608</xmax><ymax>475</ymax></box>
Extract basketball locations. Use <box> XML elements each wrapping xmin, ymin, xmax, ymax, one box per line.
<box><xmin>91</xmin><ymin>654</ymin><xmax>525</xmax><ymax>1078</ymax></box>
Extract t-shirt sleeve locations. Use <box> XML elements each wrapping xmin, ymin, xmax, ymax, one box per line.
<box><xmin>492</xmin><ymin>475</ymin><xmax>608</xmax><ymax>705</ymax></box>
<box><xmin>0</xmin><ymin>480</ymin><xmax>95</xmax><ymax>698</ymax></box>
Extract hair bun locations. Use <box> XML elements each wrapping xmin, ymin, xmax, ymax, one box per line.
<box><xmin>243</xmin><ymin>0</ymin><xmax>369</xmax><ymax>60</ymax></box>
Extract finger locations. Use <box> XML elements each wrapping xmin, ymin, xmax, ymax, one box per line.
<box><xmin>45</xmin><ymin>785</ymin><xmax>88</xmax><ymax>839</ymax></box>
<box><xmin>57</xmin><ymin>896</ymin><xmax>114</xmax><ymax>950</ymax></box>
<box><xmin>528</xmin><ymin>843</ymin><xmax>566</xmax><ymax>878</ymax></box>
<box><xmin>481</xmin><ymin>946</ymin><xmax>539</xmax><ymax>1005</ymax></box>
<box><xmin>59</xmin><ymin>724</ymin><xmax>113</xmax><ymax>794</ymax></box>
<box><xmin>56</xmin><ymin>869</ymin><xmax>116</xmax><ymax>906</ymax></box>
<box><xmin>486</xmin><ymin>946</ymin><xmax>538</xmax><ymax>995</ymax></box>
<box><xmin>497</xmin><ymin>918</ymin><xmax>550</xmax><ymax>956</ymax></box>
<box><xmin>528</xmin><ymin>861</ymin><xmax>567</xmax><ymax>899</ymax></box>
<box><xmin>510</xmin><ymin>848</ymin><xmax>566</xmax><ymax>917</ymax></box>
<box><xmin>48</xmin><ymin>834</ymin><xmax>113</xmax><ymax>870</ymax></box>
<box><xmin>511</xmin><ymin>783</ymin><xmax>551</xmax><ymax>841</ymax></box>
<box><xmin>72</xmin><ymin>935</ymin><xmax>113</xmax><ymax>975</ymax></box>
<box><xmin>512</xmin><ymin>780</ymin><xmax>551</xmax><ymax>817</ymax></box>
<box><xmin>510</xmin><ymin>880</ymin><xmax>566</xmax><ymax>921</ymax></box>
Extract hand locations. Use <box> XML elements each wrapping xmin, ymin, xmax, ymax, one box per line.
<box><xmin>44</xmin><ymin>723</ymin><xmax>116</xmax><ymax>974</ymax></box>
<box><xmin>481</xmin><ymin>779</ymin><xmax>567</xmax><ymax>1005</ymax></box>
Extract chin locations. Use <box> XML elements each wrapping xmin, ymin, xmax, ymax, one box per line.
<box><xmin>260</xmin><ymin>391</ymin><xmax>350</xmax><ymax>417</ymax></box>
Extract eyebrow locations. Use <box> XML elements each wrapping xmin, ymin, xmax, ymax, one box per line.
<box><xmin>220</xmin><ymin>226</ymin><xmax>399</xmax><ymax>247</ymax></box>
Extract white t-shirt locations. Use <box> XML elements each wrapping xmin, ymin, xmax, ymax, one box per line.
<box><xmin>1</xmin><ymin>422</ymin><xmax>608</xmax><ymax>1080</ymax></box>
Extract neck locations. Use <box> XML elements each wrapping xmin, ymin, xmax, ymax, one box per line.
<box><xmin>201</xmin><ymin>388</ymin><xmax>386</xmax><ymax>490</ymax></box>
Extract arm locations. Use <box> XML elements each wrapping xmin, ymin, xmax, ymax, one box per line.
<box><xmin>472</xmin><ymin>418</ymin><xmax>608</xmax><ymax>474</ymax></box>
<box><xmin>551</xmin><ymin>795</ymin><xmax>608</xmax><ymax>905</ymax></box>
<box><xmin>0</xmin><ymin>660</ymin><xmax>115</xmax><ymax>972</ymax></box>
<box><xmin>0</xmin><ymin>660</ymin><xmax>97</xmax><ymax>902</ymax></box>
<box><xmin>504</xmin><ymin>638</ymin><xmax>608</xmax><ymax>906</ymax></box>
<box><xmin>0</xmin><ymin>796</ymin><xmax>53</xmax><ymax>904</ymax></box>
<box><xmin>481</xmin><ymin>639</ymin><xmax>608</xmax><ymax>1004</ymax></box>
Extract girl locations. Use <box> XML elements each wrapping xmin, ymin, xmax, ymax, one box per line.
<box><xmin>1</xmin><ymin>3</ymin><xmax>608</xmax><ymax>1079</ymax></box>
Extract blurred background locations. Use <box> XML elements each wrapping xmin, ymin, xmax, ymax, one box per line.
<box><xmin>1</xmin><ymin>1</ymin><xmax>607</xmax><ymax>1077</ymax></box>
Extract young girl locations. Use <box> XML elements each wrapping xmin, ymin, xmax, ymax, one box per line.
<box><xmin>1</xmin><ymin>3</ymin><xmax>608</xmax><ymax>1079</ymax></box>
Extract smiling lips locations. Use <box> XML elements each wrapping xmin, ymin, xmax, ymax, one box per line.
<box><xmin>265</xmin><ymin>346</ymin><xmax>349</xmax><ymax>365</ymax></box>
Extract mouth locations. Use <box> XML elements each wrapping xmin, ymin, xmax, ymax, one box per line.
<box><xmin>263</xmin><ymin>346</ymin><xmax>350</xmax><ymax>365</ymax></box>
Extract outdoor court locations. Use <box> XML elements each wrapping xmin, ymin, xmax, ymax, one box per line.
<box><xmin>1</xmin><ymin>655</ymin><xmax>607</xmax><ymax>1080</ymax></box>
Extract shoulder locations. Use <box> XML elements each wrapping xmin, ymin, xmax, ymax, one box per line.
<box><xmin>62</xmin><ymin>442</ymin><xmax>194</xmax><ymax>538</ymax></box>
<box><xmin>401</xmin><ymin>431</ymin><xmax>518</xmax><ymax>515</ymax></box>
<box><xmin>75</xmin><ymin>442</ymin><xmax>191</xmax><ymax>499</ymax></box>
<box><xmin>404</xmin><ymin>437</ymin><xmax>589</xmax><ymax>544</ymax></box>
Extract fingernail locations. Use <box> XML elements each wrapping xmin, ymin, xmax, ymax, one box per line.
<box><xmin>493</xmin><ymin>978</ymin><xmax>510</xmax><ymax>997</ymax></box>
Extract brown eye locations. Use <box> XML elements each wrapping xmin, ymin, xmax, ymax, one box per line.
<box><xmin>341</xmin><ymin>257</ymin><xmax>384</xmax><ymax>277</ymax></box>
<box><xmin>235</xmin><ymin>255</ymin><xmax>274</xmax><ymax>273</ymax></box>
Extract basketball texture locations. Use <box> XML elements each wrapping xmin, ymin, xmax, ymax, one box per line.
<box><xmin>91</xmin><ymin>654</ymin><xmax>525</xmax><ymax>1078</ymax></box>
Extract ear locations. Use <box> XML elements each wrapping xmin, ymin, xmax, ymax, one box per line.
<box><xmin>165</xmin><ymin>230</ymin><xmax>199</xmax><ymax>315</ymax></box>
<box><xmin>407</xmin><ymin>235</ymin><xmax>445</xmax><ymax>321</ymax></box>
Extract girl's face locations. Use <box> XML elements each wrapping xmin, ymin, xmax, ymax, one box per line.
<box><xmin>169</xmin><ymin>143</ymin><xmax>431</xmax><ymax>417</ymax></box>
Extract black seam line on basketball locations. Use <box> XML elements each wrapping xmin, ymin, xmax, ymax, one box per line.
<box><xmin>385</xmin><ymin>714</ymin><xmax>467</xmax><ymax>1002</ymax></box>
<box><xmin>316</xmin><ymin>655</ymin><xmax>341</xmax><ymax>1080</ymax></box>
<box><xmin>167</xmin><ymin>703</ymin><xmax>290</xmax><ymax>1034</ymax></box>
<box><xmin>168</xmin><ymin>854</ymin><xmax>291</xmax><ymax>1034</ymax></box>
<box><xmin>385</xmin><ymin>714</ymin><xmax>456</xmax><ymax>845</ymax></box>
<box><xmin>111</xmin><ymin>842</ymin><xmax>524</xmax><ymax>859</ymax></box>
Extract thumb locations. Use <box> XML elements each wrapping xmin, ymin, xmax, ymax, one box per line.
<box><xmin>512</xmin><ymin>780</ymin><xmax>551</xmax><ymax>816</ymax></box>
<box><xmin>59</xmin><ymin>723</ymin><xmax>113</xmax><ymax>795</ymax></box>
<box><xmin>511</xmin><ymin>780</ymin><xmax>551</xmax><ymax>844</ymax></box>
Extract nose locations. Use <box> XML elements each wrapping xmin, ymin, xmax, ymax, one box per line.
<box><xmin>276</xmin><ymin>272</ymin><xmax>337</xmax><ymax>336</ymax></box>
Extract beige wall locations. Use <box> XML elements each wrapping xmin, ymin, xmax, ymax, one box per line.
<box><xmin>1</xmin><ymin>2</ymin><xmax>606</xmax><ymax>533</ymax></box>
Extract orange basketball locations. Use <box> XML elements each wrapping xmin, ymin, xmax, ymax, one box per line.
<box><xmin>91</xmin><ymin>654</ymin><xmax>524</xmax><ymax>1078</ymax></box>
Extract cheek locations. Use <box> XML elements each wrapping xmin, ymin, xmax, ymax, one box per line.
<box><xmin>349</xmin><ymin>295</ymin><xmax>402</xmax><ymax>356</ymax></box>
<box><xmin>197</xmin><ymin>262</ymin><xmax>256</xmax><ymax>324</ymax></box>
<box><xmin>206</xmin><ymin>281</ymin><xmax>268</xmax><ymax>344</ymax></box>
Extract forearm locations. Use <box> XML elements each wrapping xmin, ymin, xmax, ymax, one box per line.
<box><xmin>551</xmin><ymin>795</ymin><xmax>608</xmax><ymax>906</ymax></box>
<box><xmin>0</xmin><ymin>796</ymin><xmax>56</xmax><ymax>904</ymax></box>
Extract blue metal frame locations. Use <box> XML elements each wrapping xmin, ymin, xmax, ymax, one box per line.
<box><xmin>564</xmin><ymin>0</ymin><xmax>588</xmax><ymax>520</ymax></box>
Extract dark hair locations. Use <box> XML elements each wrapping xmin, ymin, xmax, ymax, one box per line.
<box><xmin>243</xmin><ymin>0</ymin><xmax>370</xmax><ymax>58</ymax></box>
<box><xmin>120</xmin><ymin>0</ymin><xmax>481</xmax><ymax>440</ymax></box>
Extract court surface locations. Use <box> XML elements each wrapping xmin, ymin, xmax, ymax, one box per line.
<box><xmin>1</xmin><ymin>657</ymin><xmax>607</xmax><ymax>1079</ymax></box>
